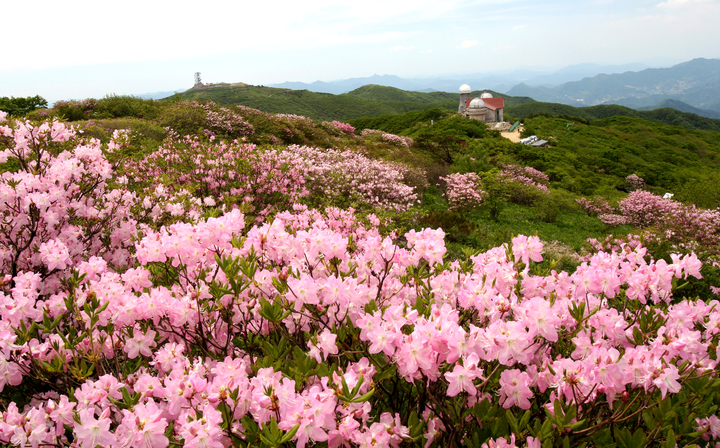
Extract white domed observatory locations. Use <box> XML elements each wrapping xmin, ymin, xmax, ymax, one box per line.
<box><xmin>458</xmin><ymin>84</ymin><xmax>473</xmax><ymax>113</ymax></box>
<box><xmin>458</xmin><ymin>86</ymin><xmax>505</xmax><ymax>123</ymax></box>
<box><xmin>466</xmin><ymin>98</ymin><xmax>487</xmax><ymax>121</ymax></box>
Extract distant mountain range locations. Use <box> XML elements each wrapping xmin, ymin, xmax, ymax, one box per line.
<box><xmin>137</xmin><ymin>89</ymin><xmax>186</xmax><ymax>100</ymax></box>
<box><xmin>260</xmin><ymin>58</ymin><xmax>720</xmax><ymax>119</ymax></box>
<box><xmin>506</xmin><ymin>58</ymin><xmax>720</xmax><ymax>116</ymax></box>
<box><xmin>268</xmin><ymin>63</ymin><xmax>649</xmax><ymax>96</ymax></box>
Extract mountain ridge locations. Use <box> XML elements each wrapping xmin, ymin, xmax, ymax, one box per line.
<box><xmin>506</xmin><ymin>58</ymin><xmax>720</xmax><ymax>112</ymax></box>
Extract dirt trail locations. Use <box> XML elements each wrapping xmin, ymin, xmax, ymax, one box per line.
<box><xmin>500</xmin><ymin>126</ymin><xmax>523</xmax><ymax>143</ymax></box>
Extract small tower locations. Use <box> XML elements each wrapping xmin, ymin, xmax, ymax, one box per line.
<box><xmin>194</xmin><ymin>72</ymin><xmax>204</xmax><ymax>88</ymax></box>
<box><xmin>459</xmin><ymin>84</ymin><xmax>472</xmax><ymax>114</ymax></box>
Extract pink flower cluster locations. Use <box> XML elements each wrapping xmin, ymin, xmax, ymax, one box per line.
<box><xmin>321</xmin><ymin>120</ymin><xmax>356</xmax><ymax>136</ymax></box>
<box><xmin>576</xmin><ymin>196</ymin><xmax>613</xmax><ymax>216</ymax></box>
<box><xmin>381</xmin><ymin>133</ymin><xmax>413</xmax><ymax>148</ymax></box>
<box><xmin>580</xmin><ymin>234</ymin><xmax>643</xmax><ymax>262</ymax></box>
<box><xmin>0</xmin><ymin>118</ymin><xmax>138</xmax><ymax>279</ymax></box>
<box><xmin>198</xmin><ymin>102</ymin><xmax>255</xmax><ymax>137</ymax></box>
<box><xmin>440</xmin><ymin>172</ymin><xmax>486</xmax><ymax>211</ymax></box>
<box><xmin>613</xmin><ymin>190</ymin><xmax>720</xmax><ymax>251</ymax></box>
<box><xmin>123</xmin><ymin>134</ymin><xmax>309</xmax><ymax>219</ymax></box>
<box><xmin>501</xmin><ymin>165</ymin><xmax>549</xmax><ymax>190</ymax></box>
<box><xmin>287</xmin><ymin>145</ymin><xmax>423</xmax><ymax>212</ymax></box>
<box><xmin>618</xmin><ymin>190</ymin><xmax>681</xmax><ymax>228</ymax></box>
<box><xmin>625</xmin><ymin>173</ymin><xmax>645</xmax><ymax>190</ymax></box>
<box><xmin>0</xmin><ymin>198</ymin><xmax>712</xmax><ymax>447</ymax></box>
<box><xmin>598</xmin><ymin>213</ymin><xmax>629</xmax><ymax>228</ymax></box>
<box><xmin>2</xmin><ymin>116</ymin><xmax>719</xmax><ymax>447</ymax></box>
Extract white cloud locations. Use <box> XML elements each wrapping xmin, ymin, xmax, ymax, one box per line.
<box><xmin>390</xmin><ymin>46</ymin><xmax>416</xmax><ymax>51</ymax></box>
<box><xmin>457</xmin><ymin>40</ymin><xmax>480</xmax><ymax>49</ymax></box>
<box><xmin>421</xmin><ymin>49</ymin><xmax>434</xmax><ymax>53</ymax></box>
<box><xmin>512</xmin><ymin>24</ymin><xmax>526</xmax><ymax>30</ymax></box>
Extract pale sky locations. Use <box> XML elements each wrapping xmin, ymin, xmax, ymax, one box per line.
<box><xmin>1</xmin><ymin>0</ymin><xmax>719</xmax><ymax>103</ymax></box>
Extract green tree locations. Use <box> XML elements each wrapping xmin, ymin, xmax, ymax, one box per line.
<box><xmin>412</xmin><ymin>130</ymin><xmax>464</xmax><ymax>164</ymax></box>
<box><xmin>0</xmin><ymin>95</ymin><xmax>48</xmax><ymax>116</ymax></box>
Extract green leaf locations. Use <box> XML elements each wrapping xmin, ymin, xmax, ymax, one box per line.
<box><xmin>279</xmin><ymin>423</ymin><xmax>300</xmax><ymax>444</ymax></box>
<box><xmin>506</xmin><ymin>410</ymin><xmax>520</xmax><ymax>435</ymax></box>
<box><xmin>553</xmin><ymin>399</ymin><xmax>564</xmax><ymax>427</ymax></box>
<box><xmin>563</xmin><ymin>405</ymin><xmax>577</xmax><ymax>425</ymax></box>
<box><xmin>664</xmin><ymin>429</ymin><xmax>675</xmax><ymax>448</ymax></box>
<box><xmin>519</xmin><ymin>410</ymin><xmax>532</xmax><ymax>431</ymax></box>
<box><xmin>408</xmin><ymin>411</ymin><xmax>424</xmax><ymax>439</ymax></box>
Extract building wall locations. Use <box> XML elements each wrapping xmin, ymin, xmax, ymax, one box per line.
<box><xmin>458</xmin><ymin>93</ymin><xmax>472</xmax><ymax>113</ymax></box>
<box><xmin>467</xmin><ymin>108</ymin><xmax>486</xmax><ymax>121</ymax></box>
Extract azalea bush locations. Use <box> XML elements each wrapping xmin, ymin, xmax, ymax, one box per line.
<box><xmin>440</xmin><ymin>172</ymin><xmax>485</xmax><ymax>211</ymax></box>
<box><xmin>287</xmin><ymin>145</ymin><xmax>423</xmax><ymax>212</ymax></box>
<box><xmin>122</xmin><ymin>133</ymin><xmax>308</xmax><ymax>221</ymax></box>
<box><xmin>500</xmin><ymin>165</ymin><xmax>550</xmax><ymax>206</ymax></box>
<box><xmin>2</xmin><ymin>114</ymin><xmax>720</xmax><ymax>448</ymax></box>
<box><xmin>576</xmin><ymin>197</ymin><xmax>613</xmax><ymax>217</ymax></box>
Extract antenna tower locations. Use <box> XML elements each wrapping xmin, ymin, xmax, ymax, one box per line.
<box><xmin>194</xmin><ymin>72</ymin><xmax>202</xmax><ymax>85</ymax></box>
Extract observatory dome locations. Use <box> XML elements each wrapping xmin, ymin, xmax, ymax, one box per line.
<box><xmin>459</xmin><ymin>84</ymin><xmax>472</xmax><ymax>94</ymax></box>
<box><xmin>480</xmin><ymin>92</ymin><xmax>493</xmax><ymax>99</ymax></box>
<box><xmin>468</xmin><ymin>98</ymin><xmax>486</xmax><ymax>109</ymax></box>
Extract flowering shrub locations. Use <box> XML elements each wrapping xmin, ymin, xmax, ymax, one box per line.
<box><xmin>381</xmin><ymin>133</ymin><xmax>413</xmax><ymax>148</ymax></box>
<box><xmin>52</xmin><ymin>99</ymin><xmax>98</xmax><ymax>121</ymax></box>
<box><xmin>0</xmin><ymin>196</ymin><xmax>716</xmax><ymax>447</ymax></box>
<box><xmin>360</xmin><ymin>129</ymin><xmax>382</xmax><ymax>137</ymax></box>
<box><xmin>287</xmin><ymin>145</ymin><xmax>423</xmax><ymax>212</ymax></box>
<box><xmin>581</xmin><ymin>234</ymin><xmax>643</xmax><ymax>261</ymax></box>
<box><xmin>3</xmin><ymin>115</ymin><xmax>720</xmax><ymax>448</ymax></box>
<box><xmin>499</xmin><ymin>165</ymin><xmax>549</xmax><ymax>205</ymax></box>
<box><xmin>598</xmin><ymin>213</ymin><xmax>629</xmax><ymax>228</ymax></box>
<box><xmin>440</xmin><ymin>172</ymin><xmax>485</xmax><ymax>211</ymax></box>
<box><xmin>123</xmin><ymin>134</ymin><xmax>308</xmax><ymax>220</ymax></box>
<box><xmin>626</xmin><ymin>173</ymin><xmax>645</xmax><ymax>190</ymax></box>
<box><xmin>201</xmin><ymin>103</ymin><xmax>255</xmax><ymax>138</ymax></box>
<box><xmin>613</xmin><ymin>190</ymin><xmax>720</xmax><ymax>254</ymax></box>
<box><xmin>501</xmin><ymin>165</ymin><xmax>549</xmax><ymax>190</ymax></box>
<box><xmin>321</xmin><ymin>120</ymin><xmax>356</xmax><ymax>136</ymax></box>
<box><xmin>618</xmin><ymin>190</ymin><xmax>681</xmax><ymax>228</ymax></box>
<box><xmin>0</xmin><ymin>117</ymin><xmax>138</xmax><ymax>279</ymax></box>
<box><xmin>576</xmin><ymin>196</ymin><xmax>613</xmax><ymax>216</ymax></box>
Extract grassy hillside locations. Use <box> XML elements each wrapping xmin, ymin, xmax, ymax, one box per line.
<box><xmin>348</xmin><ymin>107</ymin><xmax>720</xmax><ymax>204</ymax></box>
<box><xmin>344</xmin><ymin>85</ymin><xmax>535</xmax><ymax>108</ymax></box>
<box><xmin>506</xmin><ymin>101</ymin><xmax>720</xmax><ymax>133</ymax></box>
<box><xmin>177</xmin><ymin>84</ymin><xmax>536</xmax><ymax>121</ymax></box>
<box><xmin>177</xmin><ymin>85</ymin><xmax>457</xmax><ymax>121</ymax></box>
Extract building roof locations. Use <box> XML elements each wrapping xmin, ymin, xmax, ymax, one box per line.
<box><xmin>459</xmin><ymin>84</ymin><xmax>472</xmax><ymax>94</ymax></box>
<box><xmin>531</xmin><ymin>139</ymin><xmax>549</xmax><ymax>147</ymax></box>
<box><xmin>481</xmin><ymin>97</ymin><xmax>505</xmax><ymax>111</ymax></box>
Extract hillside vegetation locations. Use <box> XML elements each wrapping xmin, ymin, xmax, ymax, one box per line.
<box><xmin>505</xmin><ymin>101</ymin><xmax>720</xmax><ymax>133</ymax></box>
<box><xmin>177</xmin><ymin>82</ymin><xmax>720</xmax><ymax>134</ymax></box>
<box><xmin>177</xmin><ymin>84</ymin><xmax>456</xmax><ymax>121</ymax></box>
<box><xmin>177</xmin><ymin>84</ymin><xmax>537</xmax><ymax>121</ymax></box>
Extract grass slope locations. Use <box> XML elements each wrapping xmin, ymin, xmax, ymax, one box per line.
<box><xmin>177</xmin><ymin>84</ymin><xmax>536</xmax><ymax>121</ymax></box>
<box><xmin>177</xmin><ymin>85</ymin><xmax>456</xmax><ymax>121</ymax></box>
